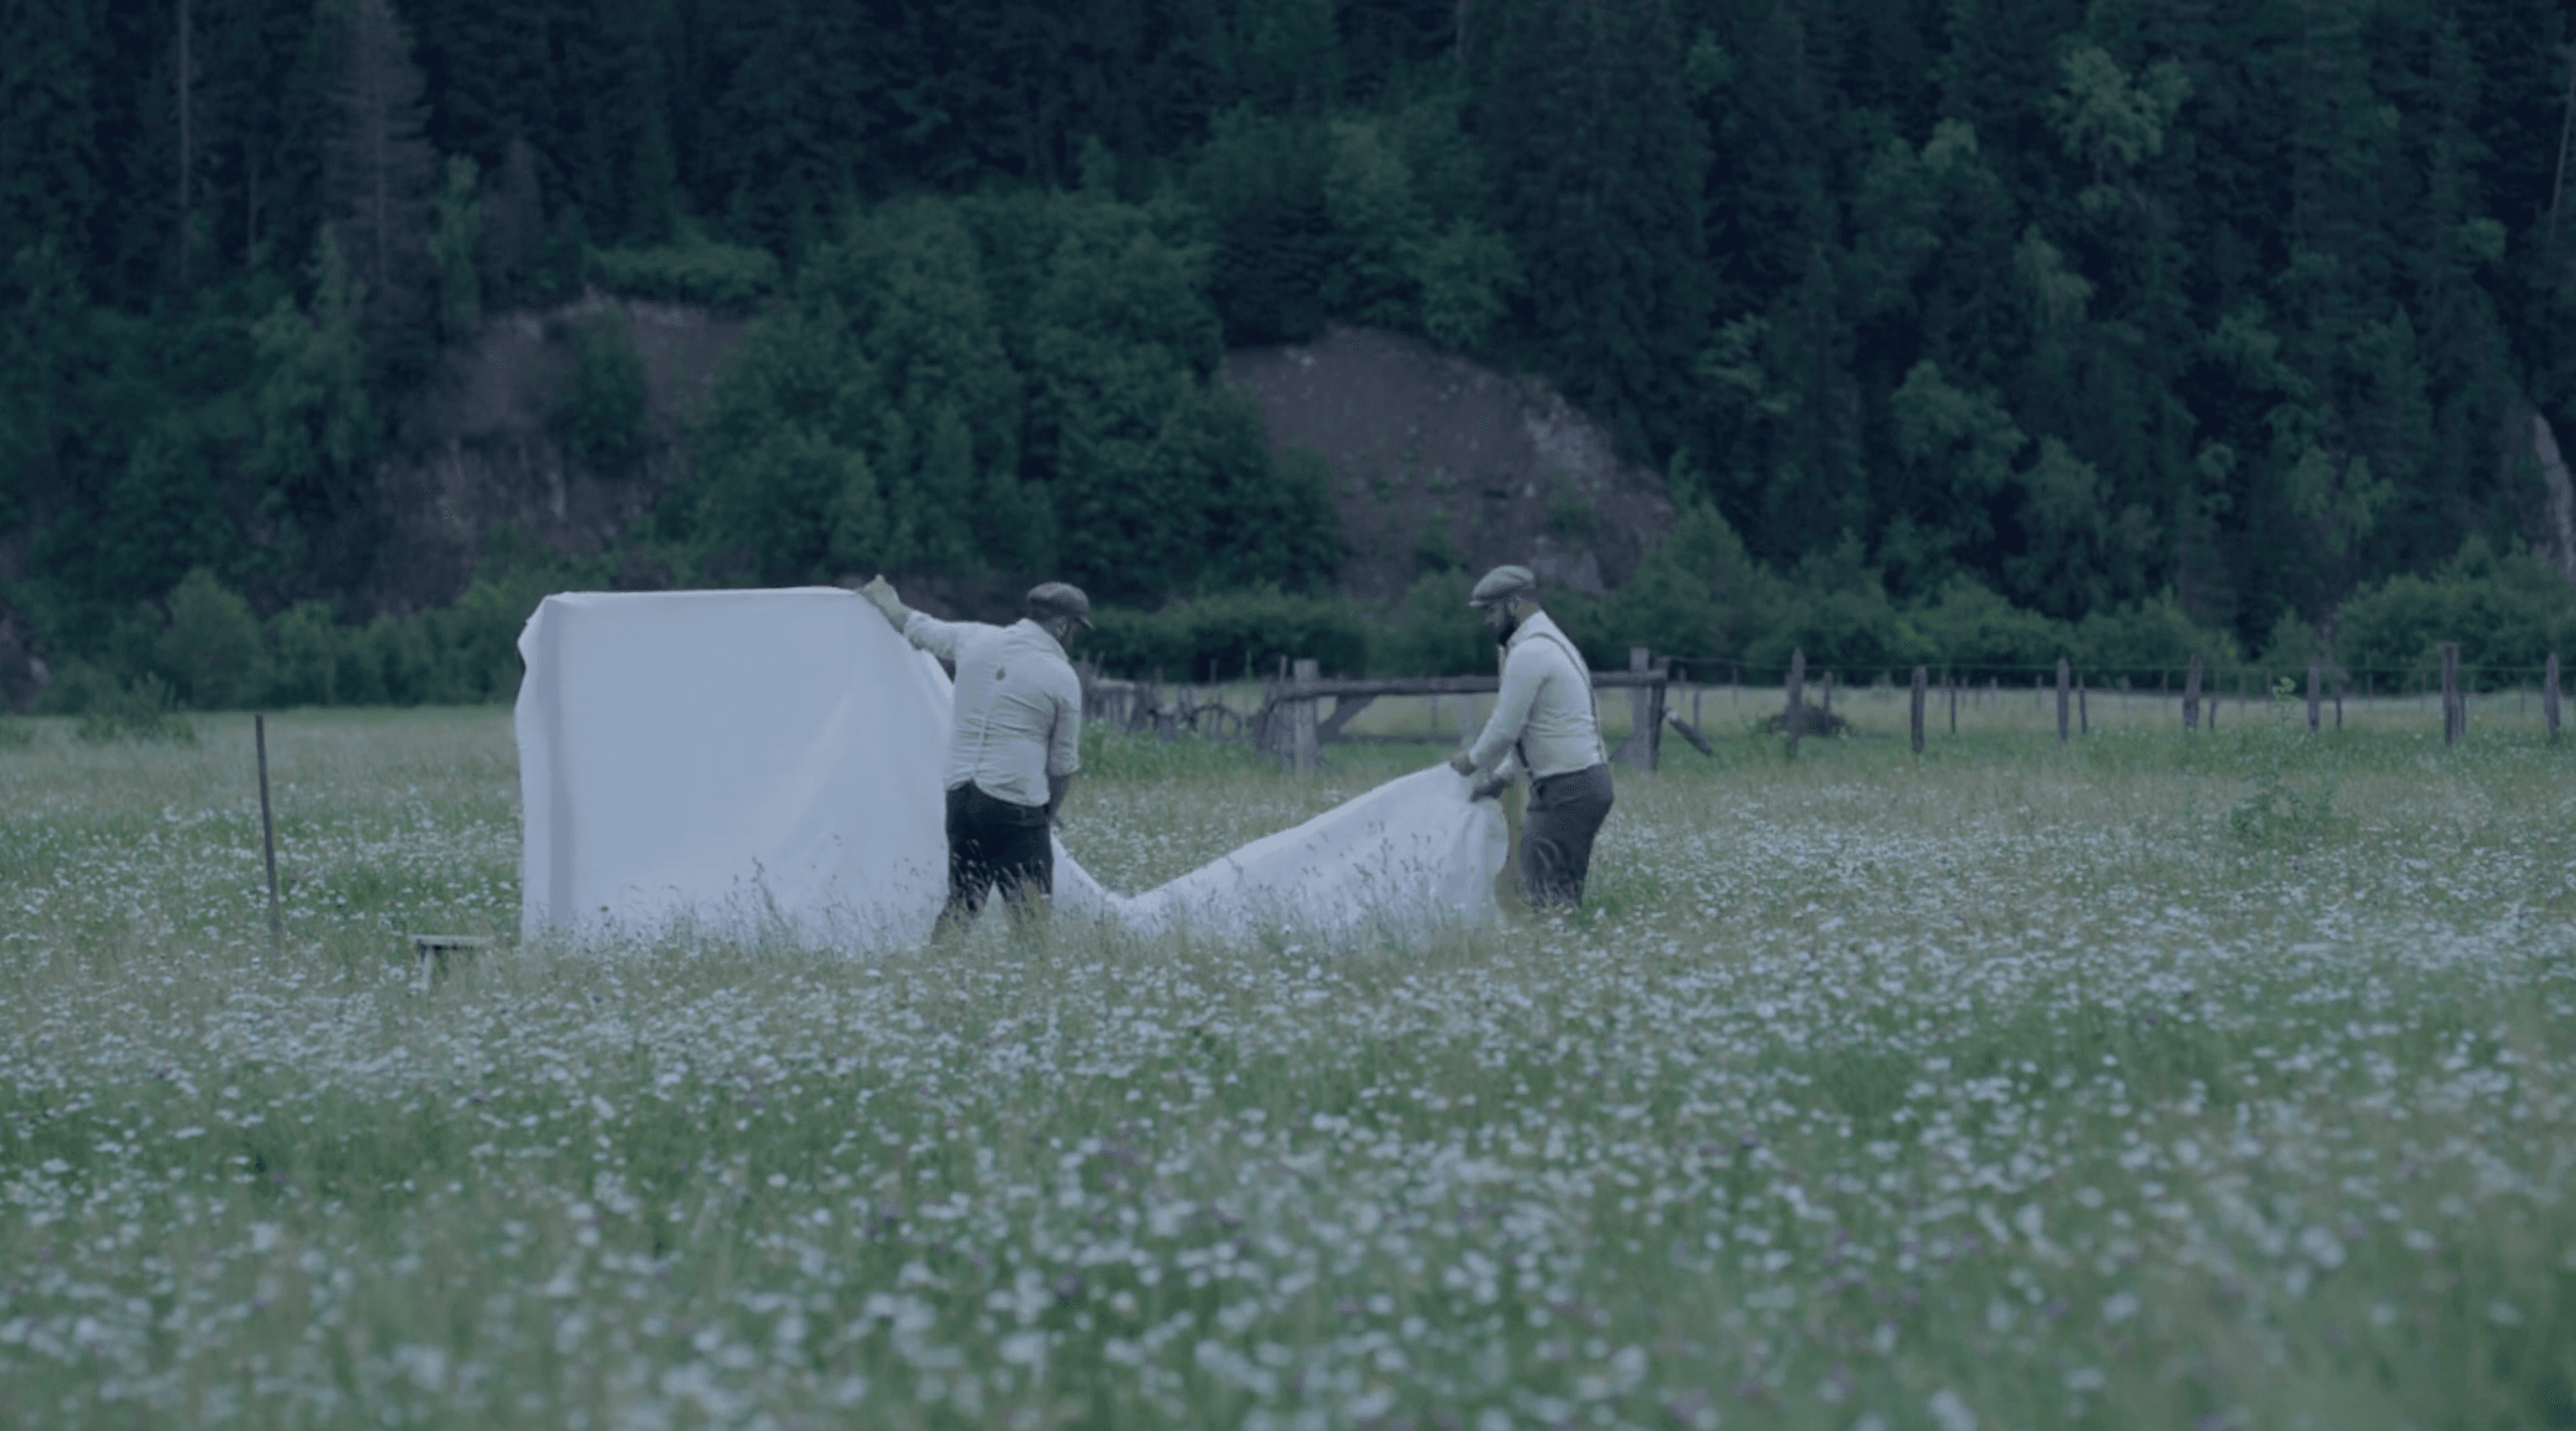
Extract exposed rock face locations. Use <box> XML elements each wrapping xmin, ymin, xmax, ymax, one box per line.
<box><xmin>2533</xmin><ymin>410</ymin><xmax>2576</xmax><ymax>586</ymax></box>
<box><xmin>1221</xmin><ymin>327</ymin><xmax>1679</xmax><ymax>604</ymax></box>
<box><xmin>374</xmin><ymin>315</ymin><xmax>1680</xmax><ymax>617</ymax></box>
<box><xmin>362</xmin><ymin>293</ymin><xmax>746</xmax><ymax>616</ymax></box>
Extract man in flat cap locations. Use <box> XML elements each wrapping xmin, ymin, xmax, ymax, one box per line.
<box><xmin>859</xmin><ymin>576</ymin><xmax>1089</xmax><ymax>935</ymax></box>
<box><xmin>1447</xmin><ymin>565</ymin><xmax>1615</xmax><ymax>912</ymax></box>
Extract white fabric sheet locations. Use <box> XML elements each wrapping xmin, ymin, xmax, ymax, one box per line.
<box><xmin>516</xmin><ymin>589</ymin><xmax>1506</xmax><ymax>947</ymax></box>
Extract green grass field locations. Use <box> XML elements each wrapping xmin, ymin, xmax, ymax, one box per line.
<box><xmin>3</xmin><ymin>703</ymin><xmax>2573</xmax><ymax>1429</ymax></box>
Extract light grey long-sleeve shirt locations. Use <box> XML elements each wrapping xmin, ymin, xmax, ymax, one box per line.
<box><xmin>902</xmin><ymin>613</ymin><xmax>1082</xmax><ymax>808</ymax></box>
<box><xmin>1465</xmin><ymin>611</ymin><xmax>1604</xmax><ymax>781</ymax></box>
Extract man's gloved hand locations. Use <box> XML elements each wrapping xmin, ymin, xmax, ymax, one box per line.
<box><xmin>857</xmin><ymin>575</ymin><xmax>910</xmax><ymax>631</ymax></box>
<box><xmin>1445</xmin><ymin>750</ymin><xmax>1477</xmax><ymax>777</ymax></box>
<box><xmin>1471</xmin><ymin>774</ymin><xmax>1510</xmax><ymax>802</ymax></box>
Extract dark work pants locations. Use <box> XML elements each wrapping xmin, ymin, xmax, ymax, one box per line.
<box><xmin>941</xmin><ymin>782</ymin><xmax>1053</xmax><ymax>932</ymax></box>
<box><xmin>1522</xmin><ymin>763</ymin><xmax>1615</xmax><ymax>911</ymax></box>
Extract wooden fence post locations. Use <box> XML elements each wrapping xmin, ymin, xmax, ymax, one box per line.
<box><xmin>2547</xmin><ymin>653</ymin><xmax>2562</xmax><ymax>746</ymax></box>
<box><xmin>1785</xmin><ymin>648</ymin><xmax>1806</xmax><ymax>756</ymax></box>
<box><xmin>2184</xmin><ymin>655</ymin><xmax>2203</xmax><ymax>732</ymax></box>
<box><xmin>1611</xmin><ymin>647</ymin><xmax>1666</xmax><ymax>771</ymax></box>
<box><xmin>1822</xmin><ymin>669</ymin><xmax>1836</xmax><ymax>726</ymax></box>
<box><xmin>2056</xmin><ymin>657</ymin><xmax>2070</xmax><ymax>744</ymax></box>
<box><xmin>256</xmin><ymin>714</ymin><xmax>282</xmax><ymax>958</ymax></box>
<box><xmin>2078</xmin><ymin>674</ymin><xmax>2089</xmax><ymax>736</ymax></box>
<box><xmin>1647</xmin><ymin>658</ymin><xmax>1667</xmax><ymax>770</ymax></box>
<box><xmin>1910</xmin><ymin>666</ymin><xmax>1927</xmax><ymax>756</ymax></box>
<box><xmin>1947</xmin><ymin>669</ymin><xmax>1957</xmax><ymax>734</ymax></box>
<box><xmin>1627</xmin><ymin>647</ymin><xmax>1652</xmax><ymax>765</ymax></box>
<box><xmin>2306</xmin><ymin>658</ymin><xmax>2321</xmax><ymax>733</ymax></box>
<box><xmin>2442</xmin><ymin>642</ymin><xmax>2463</xmax><ymax>745</ymax></box>
<box><xmin>1291</xmin><ymin>658</ymin><xmax>1320</xmax><ymax>775</ymax></box>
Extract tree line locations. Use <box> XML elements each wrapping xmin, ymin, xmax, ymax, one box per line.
<box><xmin>4</xmin><ymin>0</ymin><xmax>2575</xmax><ymax>710</ymax></box>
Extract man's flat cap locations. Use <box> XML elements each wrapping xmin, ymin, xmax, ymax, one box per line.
<box><xmin>1467</xmin><ymin>565</ymin><xmax>1537</xmax><ymax>606</ymax></box>
<box><xmin>1026</xmin><ymin>581</ymin><xmax>1093</xmax><ymax>626</ymax></box>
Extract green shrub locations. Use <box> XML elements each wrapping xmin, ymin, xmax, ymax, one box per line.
<box><xmin>1086</xmin><ymin>589</ymin><xmax>1372</xmax><ymax>682</ymax></box>
<box><xmin>1372</xmin><ymin>571</ymin><xmax>1491</xmax><ymax>676</ymax></box>
<box><xmin>2331</xmin><ymin>537</ymin><xmax>2576</xmax><ymax>690</ymax></box>
<box><xmin>426</xmin><ymin>571</ymin><xmax>554</xmax><ymax>703</ymax></box>
<box><xmin>2074</xmin><ymin>594</ymin><xmax>2242</xmax><ymax>686</ymax></box>
<box><xmin>2225</xmin><ymin>679</ymin><xmax>2341</xmax><ymax>849</ymax></box>
<box><xmin>1546</xmin><ymin>496</ymin><xmax>1601</xmax><ymax>539</ymax></box>
<box><xmin>1412</xmin><ymin>512</ymin><xmax>1460</xmax><ymax>573</ymax></box>
<box><xmin>267</xmin><ymin>600</ymin><xmax>349</xmax><ymax>706</ymax></box>
<box><xmin>1575</xmin><ymin>502</ymin><xmax>1778</xmax><ymax>671</ymax></box>
<box><xmin>1756</xmin><ymin>587</ymin><xmax>1910</xmax><ymax>675</ymax></box>
<box><xmin>1906</xmin><ymin>576</ymin><xmax>2069</xmax><ymax>675</ymax></box>
<box><xmin>45</xmin><ymin>664</ymin><xmax>196</xmax><ymax>744</ymax></box>
<box><xmin>589</xmin><ymin>234</ymin><xmax>780</xmax><ymax>309</ymax></box>
<box><xmin>156</xmin><ymin>568</ymin><xmax>269</xmax><ymax>709</ymax></box>
<box><xmin>1413</xmin><ymin>218</ymin><xmax>1521</xmax><ymax>351</ymax></box>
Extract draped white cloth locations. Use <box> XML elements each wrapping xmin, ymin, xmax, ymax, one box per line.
<box><xmin>515</xmin><ymin>589</ymin><xmax>1507</xmax><ymax>947</ymax></box>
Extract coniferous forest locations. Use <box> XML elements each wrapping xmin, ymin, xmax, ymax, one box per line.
<box><xmin>5</xmin><ymin>0</ymin><xmax>2576</xmax><ymax>710</ymax></box>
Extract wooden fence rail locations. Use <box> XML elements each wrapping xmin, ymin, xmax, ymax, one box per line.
<box><xmin>1259</xmin><ymin>661</ymin><xmax>1673</xmax><ymax>776</ymax></box>
<box><xmin>1082</xmin><ymin>641</ymin><xmax>2567</xmax><ymax>773</ymax></box>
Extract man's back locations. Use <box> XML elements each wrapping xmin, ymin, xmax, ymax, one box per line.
<box><xmin>903</xmin><ymin>614</ymin><xmax>1082</xmax><ymax>804</ymax></box>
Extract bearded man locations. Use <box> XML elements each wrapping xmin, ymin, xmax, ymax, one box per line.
<box><xmin>1445</xmin><ymin>565</ymin><xmax>1615</xmax><ymax>911</ymax></box>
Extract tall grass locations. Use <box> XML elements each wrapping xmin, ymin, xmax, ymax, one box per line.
<box><xmin>3</xmin><ymin>710</ymin><xmax>2571</xmax><ymax>1428</ymax></box>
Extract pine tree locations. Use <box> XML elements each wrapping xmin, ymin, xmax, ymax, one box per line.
<box><xmin>1471</xmin><ymin>0</ymin><xmax>1708</xmax><ymax>457</ymax></box>
<box><xmin>0</xmin><ymin>0</ymin><xmax>106</xmax><ymax>280</ymax></box>
<box><xmin>327</xmin><ymin>0</ymin><xmax>438</xmax><ymax>365</ymax></box>
<box><xmin>476</xmin><ymin>136</ymin><xmax>543</xmax><ymax>311</ymax></box>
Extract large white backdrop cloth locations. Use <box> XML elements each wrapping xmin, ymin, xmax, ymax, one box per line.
<box><xmin>515</xmin><ymin>589</ymin><xmax>1507</xmax><ymax>947</ymax></box>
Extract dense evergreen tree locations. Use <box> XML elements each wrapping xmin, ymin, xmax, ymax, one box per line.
<box><xmin>326</xmin><ymin>0</ymin><xmax>438</xmax><ymax>370</ymax></box>
<box><xmin>5</xmin><ymin>0</ymin><xmax>2575</xmax><ymax>692</ymax></box>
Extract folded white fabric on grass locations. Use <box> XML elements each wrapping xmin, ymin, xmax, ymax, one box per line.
<box><xmin>517</xmin><ymin>589</ymin><xmax>1506</xmax><ymax>947</ymax></box>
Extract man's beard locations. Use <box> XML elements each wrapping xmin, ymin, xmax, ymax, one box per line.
<box><xmin>1493</xmin><ymin>611</ymin><xmax>1523</xmax><ymax>645</ymax></box>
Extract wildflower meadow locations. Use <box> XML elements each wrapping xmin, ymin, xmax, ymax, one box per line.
<box><xmin>3</xmin><ymin>699</ymin><xmax>2572</xmax><ymax>1430</ymax></box>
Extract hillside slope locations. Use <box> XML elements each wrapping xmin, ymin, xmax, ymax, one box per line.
<box><xmin>1222</xmin><ymin>327</ymin><xmax>1678</xmax><ymax>603</ymax></box>
<box><xmin>367</xmin><ymin>293</ymin><xmax>750</xmax><ymax>617</ymax></box>
<box><xmin>364</xmin><ymin>310</ymin><xmax>1679</xmax><ymax>617</ymax></box>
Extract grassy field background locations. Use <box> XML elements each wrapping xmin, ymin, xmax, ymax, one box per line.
<box><xmin>3</xmin><ymin>700</ymin><xmax>2573</xmax><ymax>1429</ymax></box>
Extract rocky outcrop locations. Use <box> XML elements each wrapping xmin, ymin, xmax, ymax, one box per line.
<box><xmin>1221</xmin><ymin>327</ymin><xmax>1679</xmax><ymax>603</ymax></box>
<box><xmin>360</xmin><ymin>293</ymin><xmax>747</xmax><ymax>616</ymax></box>
<box><xmin>2532</xmin><ymin>410</ymin><xmax>2576</xmax><ymax>585</ymax></box>
<box><xmin>352</xmin><ymin>310</ymin><xmax>1685</xmax><ymax>621</ymax></box>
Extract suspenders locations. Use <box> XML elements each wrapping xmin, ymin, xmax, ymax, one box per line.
<box><xmin>1503</xmin><ymin>623</ymin><xmax>1595</xmax><ymax>773</ymax></box>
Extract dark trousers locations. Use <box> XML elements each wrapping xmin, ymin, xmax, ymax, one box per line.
<box><xmin>940</xmin><ymin>783</ymin><xmax>1052</xmax><ymax>932</ymax></box>
<box><xmin>1523</xmin><ymin>763</ymin><xmax>1614</xmax><ymax>911</ymax></box>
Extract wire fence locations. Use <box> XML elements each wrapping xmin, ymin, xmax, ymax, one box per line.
<box><xmin>1656</xmin><ymin>658</ymin><xmax>2569</xmax><ymax>695</ymax></box>
<box><xmin>1084</xmin><ymin>645</ymin><xmax>2566</xmax><ymax>762</ymax></box>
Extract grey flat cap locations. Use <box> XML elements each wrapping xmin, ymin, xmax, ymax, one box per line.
<box><xmin>1467</xmin><ymin>565</ymin><xmax>1537</xmax><ymax>606</ymax></box>
<box><xmin>1026</xmin><ymin>581</ymin><xmax>1093</xmax><ymax>626</ymax></box>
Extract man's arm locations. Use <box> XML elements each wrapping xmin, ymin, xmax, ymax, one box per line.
<box><xmin>858</xmin><ymin>576</ymin><xmax>912</xmax><ymax>631</ymax></box>
<box><xmin>900</xmin><ymin>611</ymin><xmax>972</xmax><ymax>662</ymax></box>
<box><xmin>1043</xmin><ymin>672</ymin><xmax>1083</xmax><ymax>821</ymax></box>
<box><xmin>1460</xmin><ymin>646</ymin><xmax>1542</xmax><ymax>775</ymax></box>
